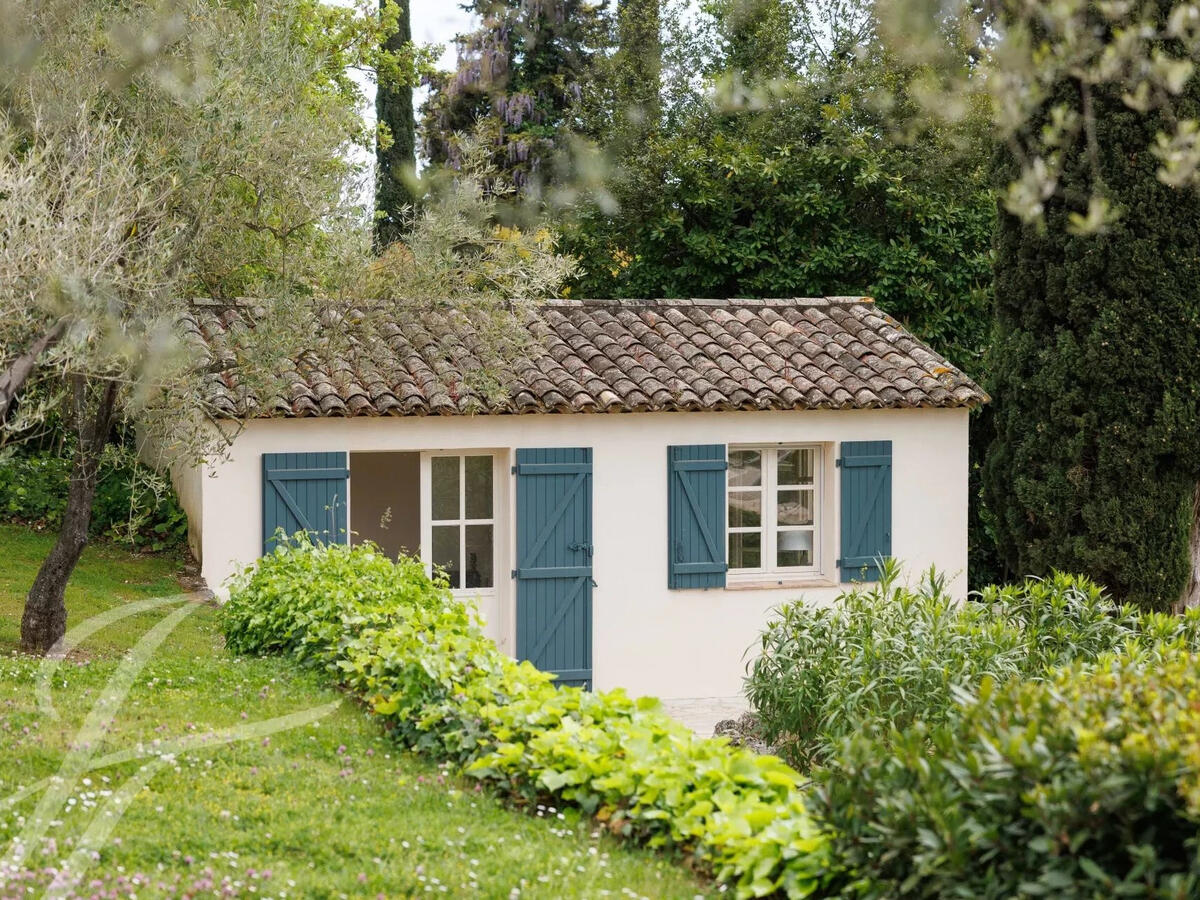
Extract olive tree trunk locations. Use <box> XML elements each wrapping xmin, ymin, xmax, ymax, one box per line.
<box><xmin>20</xmin><ymin>376</ymin><xmax>118</xmax><ymax>654</ymax></box>
<box><xmin>1177</xmin><ymin>482</ymin><xmax>1200</xmax><ymax>612</ymax></box>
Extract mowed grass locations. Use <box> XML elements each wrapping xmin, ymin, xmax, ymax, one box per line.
<box><xmin>0</xmin><ymin>525</ymin><xmax>707</xmax><ymax>899</ymax></box>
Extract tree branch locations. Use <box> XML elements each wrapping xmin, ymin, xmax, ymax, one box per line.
<box><xmin>0</xmin><ymin>320</ymin><xmax>67</xmax><ymax>419</ymax></box>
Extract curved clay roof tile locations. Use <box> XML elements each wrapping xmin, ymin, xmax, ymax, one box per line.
<box><xmin>186</xmin><ymin>297</ymin><xmax>987</xmax><ymax>418</ymax></box>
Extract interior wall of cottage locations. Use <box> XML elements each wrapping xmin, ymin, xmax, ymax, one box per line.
<box><xmin>350</xmin><ymin>452</ymin><xmax>420</xmax><ymax>560</ymax></box>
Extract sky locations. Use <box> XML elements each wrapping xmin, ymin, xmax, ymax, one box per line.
<box><xmin>411</xmin><ymin>0</ymin><xmax>475</xmax><ymax>72</ymax></box>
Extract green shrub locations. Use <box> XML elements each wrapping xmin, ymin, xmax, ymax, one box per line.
<box><xmin>815</xmin><ymin>652</ymin><xmax>1200</xmax><ymax>898</ymax></box>
<box><xmin>745</xmin><ymin>565</ymin><xmax>1148</xmax><ymax>768</ymax></box>
<box><xmin>223</xmin><ymin>536</ymin><xmax>447</xmax><ymax>666</ymax></box>
<box><xmin>0</xmin><ymin>453</ymin><xmax>70</xmax><ymax>525</ymax></box>
<box><xmin>0</xmin><ymin>449</ymin><xmax>187</xmax><ymax>551</ymax></box>
<box><xmin>223</xmin><ymin>541</ymin><xmax>833</xmax><ymax>898</ymax></box>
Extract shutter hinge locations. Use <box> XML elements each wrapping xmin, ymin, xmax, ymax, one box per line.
<box><xmin>510</xmin><ymin>465</ymin><xmax>517</xmax><ymax>474</ymax></box>
<box><xmin>510</xmin><ymin>569</ymin><xmax>517</xmax><ymax>579</ymax></box>
<box><xmin>835</xmin><ymin>458</ymin><xmax>843</xmax><ymax>468</ymax></box>
<box><xmin>835</xmin><ymin>557</ymin><xmax>843</xmax><ymax>567</ymax></box>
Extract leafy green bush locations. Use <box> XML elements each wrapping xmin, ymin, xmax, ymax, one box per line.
<box><xmin>223</xmin><ymin>540</ymin><xmax>833</xmax><ymax>898</ymax></box>
<box><xmin>223</xmin><ymin>536</ymin><xmax>447</xmax><ymax>666</ymax></box>
<box><xmin>0</xmin><ymin>453</ymin><xmax>72</xmax><ymax>526</ymax></box>
<box><xmin>746</xmin><ymin>565</ymin><xmax>1149</xmax><ymax>767</ymax></box>
<box><xmin>0</xmin><ymin>449</ymin><xmax>187</xmax><ymax>551</ymax></box>
<box><xmin>815</xmin><ymin>652</ymin><xmax>1200</xmax><ymax>898</ymax></box>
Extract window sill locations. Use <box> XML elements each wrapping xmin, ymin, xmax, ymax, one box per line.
<box><xmin>724</xmin><ymin>574</ymin><xmax>838</xmax><ymax>591</ymax></box>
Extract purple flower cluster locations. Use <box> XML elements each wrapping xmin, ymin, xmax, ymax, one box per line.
<box><xmin>494</xmin><ymin>92</ymin><xmax>535</xmax><ymax>128</ymax></box>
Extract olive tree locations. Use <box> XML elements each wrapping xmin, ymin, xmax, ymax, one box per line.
<box><xmin>1</xmin><ymin>0</ymin><xmax>378</xmax><ymax>652</ymax></box>
<box><xmin>2</xmin><ymin>1</ymin><xmax>579</xmax><ymax>654</ymax></box>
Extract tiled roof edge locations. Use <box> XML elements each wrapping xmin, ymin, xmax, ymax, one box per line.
<box><xmin>542</xmin><ymin>296</ymin><xmax>874</xmax><ymax>308</ymax></box>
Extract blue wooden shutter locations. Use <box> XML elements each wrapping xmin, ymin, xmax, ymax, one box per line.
<box><xmin>514</xmin><ymin>448</ymin><xmax>593</xmax><ymax>688</ymax></box>
<box><xmin>261</xmin><ymin>452</ymin><xmax>349</xmax><ymax>555</ymax></box>
<box><xmin>838</xmin><ymin>441</ymin><xmax>892</xmax><ymax>581</ymax></box>
<box><xmin>668</xmin><ymin>444</ymin><xmax>727</xmax><ymax>589</ymax></box>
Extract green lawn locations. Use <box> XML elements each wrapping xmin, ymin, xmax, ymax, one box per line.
<box><xmin>0</xmin><ymin>525</ymin><xmax>706</xmax><ymax>898</ymax></box>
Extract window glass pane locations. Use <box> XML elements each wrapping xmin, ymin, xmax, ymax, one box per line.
<box><xmin>431</xmin><ymin>457</ymin><xmax>460</xmax><ymax>521</ymax></box>
<box><xmin>729</xmin><ymin>450</ymin><xmax>762</xmax><ymax>487</ymax></box>
<box><xmin>728</xmin><ymin>491</ymin><xmax>762</xmax><ymax>527</ymax></box>
<box><xmin>778</xmin><ymin>448</ymin><xmax>814</xmax><ymax>485</ymax></box>
<box><xmin>464</xmin><ymin>524</ymin><xmax>494</xmax><ymax>589</ymax></box>
<box><xmin>431</xmin><ymin>525</ymin><xmax>461</xmax><ymax>588</ymax></box>
<box><xmin>777</xmin><ymin>489</ymin><xmax>814</xmax><ymax>526</ymax></box>
<box><xmin>729</xmin><ymin>531</ymin><xmax>761</xmax><ymax>569</ymax></box>
<box><xmin>777</xmin><ymin>530</ymin><xmax>814</xmax><ymax>568</ymax></box>
<box><xmin>464</xmin><ymin>456</ymin><xmax>493</xmax><ymax>519</ymax></box>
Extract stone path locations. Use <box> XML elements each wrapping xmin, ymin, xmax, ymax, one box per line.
<box><xmin>660</xmin><ymin>696</ymin><xmax>748</xmax><ymax>737</ymax></box>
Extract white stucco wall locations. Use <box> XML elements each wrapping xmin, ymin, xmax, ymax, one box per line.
<box><xmin>186</xmin><ymin>407</ymin><xmax>970</xmax><ymax>700</ymax></box>
<box><xmin>169</xmin><ymin>457</ymin><xmax>205</xmax><ymax>565</ymax></box>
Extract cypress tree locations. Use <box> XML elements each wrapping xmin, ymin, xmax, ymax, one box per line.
<box><xmin>983</xmin><ymin>14</ymin><xmax>1200</xmax><ymax>609</ymax></box>
<box><xmin>375</xmin><ymin>0</ymin><xmax>415</xmax><ymax>248</ymax></box>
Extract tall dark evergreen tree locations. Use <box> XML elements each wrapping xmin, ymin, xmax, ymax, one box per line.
<box><xmin>375</xmin><ymin>0</ymin><xmax>415</xmax><ymax>247</ymax></box>
<box><xmin>420</xmin><ymin>0</ymin><xmax>609</xmax><ymax>196</ymax></box>
<box><xmin>983</xmin><ymin>8</ymin><xmax>1200</xmax><ymax>609</ymax></box>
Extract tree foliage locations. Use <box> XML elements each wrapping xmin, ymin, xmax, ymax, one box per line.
<box><xmin>983</xmin><ymin>3</ymin><xmax>1200</xmax><ymax>609</ymax></box>
<box><xmin>420</xmin><ymin>0</ymin><xmax>610</xmax><ymax>197</ymax></box>
<box><xmin>562</xmin><ymin>0</ymin><xmax>995</xmax><ymax>367</ymax></box>
<box><xmin>375</xmin><ymin>0</ymin><xmax>418</xmax><ymax>247</ymax></box>
<box><xmin>875</xmin><ymin>0</ymin><xmax>1200</xmax><ymax>226</ymax></box>
<box><xmin>611</xmin><ymin>0</ymin><xmax>662</xmax><ymax>143</ymax></box>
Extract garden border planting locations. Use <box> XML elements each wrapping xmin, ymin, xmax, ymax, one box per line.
<box><xmin>221</xmin><ymin>539</ymin><xmax>832</xmax><ymax>899</ymax></box>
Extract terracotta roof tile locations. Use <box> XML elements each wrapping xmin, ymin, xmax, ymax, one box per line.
<box><xmin>187</xmin><ymin>297</ymin><xmax>988</xmax><ymax>417</ymax></box>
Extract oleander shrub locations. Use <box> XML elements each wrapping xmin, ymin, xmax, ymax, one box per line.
<box><xmin>222</xmin><ymin>540</ymin><xmax>833</xmax><ymax>898</ymax></box>
<box><xmin>746</xmin><ymin>564</ymin><xmax>1149</xmax><ymax>768</ymax></box>
<box><xmin>814</xmin><ymin>652</ymin><xmax>1200</xmax><ymax>898</ymax></box>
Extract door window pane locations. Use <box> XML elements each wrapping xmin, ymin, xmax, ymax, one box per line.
<box><xmin>778</xmin><ymin>448</ymin><xmax>814</xmax><ymax>485</ymax></box>
<box><xmin>729</xmin><ymin>450</ymin><xmax>762</xmax><ymax>487</ymax></box>
<box><xmin>729</xmin><ymin>531</ymin><xmax>761</xmax><ymax>569</ymax></box>
<box><xmin>432</xmin><ymin>525</ymin><xmax>461</xmax><ymax>588</ymax></box>
<box><xmin>728</xmin><ymin>491</ymin><xmax>762</xmax><ymax>527</ymax></box>
<box><xmin>464</xmin><ymin>456</ymin><xmax>493</xmax><ymax>519</ymax></box>
<box><xmin>777</xmin><ymin>489</ymin><xmax>814</xmax><ymax>526</ymax></box>
<box><xmin>464</xmin><ymin>524</ymin><xmax>494</xmax><ymax>588</ymax></box>
<box><xmin>431</xmin><ymin>457</ymin><xmax>460</xmax><ymax>521</ymax></box>
<box><xmin>777</xmin><ymin>530</ymin><xmax>813</xmax><ymax>568</ymax></box>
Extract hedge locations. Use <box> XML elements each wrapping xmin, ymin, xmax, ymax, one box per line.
<box><xmin>223</xmin><ymin>539</ymin><xmax>832</xmax><ymax>898</ymax></box>
<box><xmin>815</xmin><ymin>651</ymin><xmax>1200</xmax><ymax>897</ymax></box>
<box><xmin>746</xmin><ymin>563</ymin><xmax>1200</xmax><ymax>769</ymax></box>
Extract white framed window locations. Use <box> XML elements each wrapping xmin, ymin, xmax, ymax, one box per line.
<box><xmin>425</xmin><ymin>453</ymin><xmax>495</xmax><ymax>590</ymax></box>
<box><xmin>727</xmin><ymin>446</ymin><xmax>821</xmax><ymax>575</ymax></box>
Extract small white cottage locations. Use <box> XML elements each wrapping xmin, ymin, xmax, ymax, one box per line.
<box><xmin>174</xmin><ymin>297</ymin><xmax>986</xmax><ymax>700</ymax></box>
